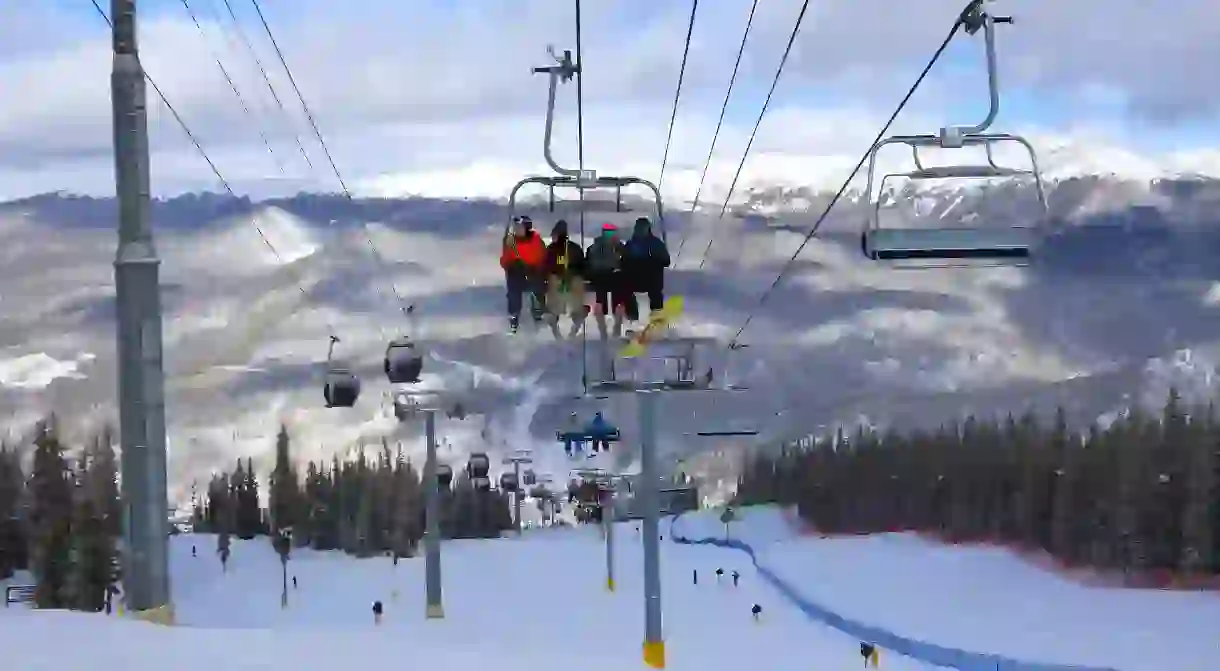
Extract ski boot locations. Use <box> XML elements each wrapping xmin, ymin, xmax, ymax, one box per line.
<box><xmin>508</xmin><ymin>314</ymin><xmax>520</xmax><ymax>334</ymax></box>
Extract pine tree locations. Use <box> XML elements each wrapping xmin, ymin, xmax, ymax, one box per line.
<box><xmin>269</xmin><ymin>425</ymin><xmax>295</xmax><ymax>607</ymax></box>
<box><xmin>27</xmin><ymin>420</ymin><xmax>74</xmax><ymax>609</ymax></box>
<box><xmin>1179</xmin><ymin>405</ymin><xmax>1216</xmax><ymax>574</ymax></box>
<box><xmin>68</xmin><ymin>441</ymin><xmax>117</xmax><ymax>613</ymax></box>
<box><xmin>0</xmin><ymin>444</ymin><xmax>27</xmax><ymax>579</ymax></box>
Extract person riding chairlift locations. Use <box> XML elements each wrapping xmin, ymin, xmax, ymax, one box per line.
<box><xmin>499</xmin><ymin>215</ymin><xmax>547</xmax><ymax>333</ymax></box>
<box><xmin>621</xmin><ymin>217</ymin><xmax>671</xmax><ymax>319</ymax></box>
<box><xmin>584</xmin><ymin>222</ymin><xmax>636</xmax><ymax>338</ymax></box>
<box><xmin>543</xmin><ymin>219</ymin><xmax>588</xmax><ymax>339</ymax></box>
<box><xmin>585</xmin><ymin>411</ymin><xmax>616</xmax><ymax>453</ymax></box>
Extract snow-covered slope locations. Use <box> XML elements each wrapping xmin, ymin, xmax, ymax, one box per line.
<box><xmin>674</xmin><ymin>505</ymin><xmax>1219</xmax><ymax>671</ymax></box>
<box><xmin>0</xmin><ymin>523</ymin><xmax>934</xmax><ymax>670</ymax></box>
<box><xmin>4</xmin><ymin>507</ymin><xmax>1211</xmax><ymax>670</ymax></box>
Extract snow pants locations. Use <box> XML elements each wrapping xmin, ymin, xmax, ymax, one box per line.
<box><xmin>627</xmin><ymin>270</ymin><xmax>665</xmax><ymax>313</ymax></box>
<box><xmin>505</xmin><ymin>266</ymin><xmax>545</xmax><ymax>318</ymax></box>
<box><xmin>546</xmin><ymin>276</ymin><xmax>588</xmax><ymax>319</ymax></box>
<box><xmin>587</xmin><ymin>271</ymin><xmax>638</xmax><ymax>320</ymax></box>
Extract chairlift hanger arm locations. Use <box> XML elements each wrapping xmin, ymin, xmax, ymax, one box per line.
<box><xmin>942</xmin><ymin>0</ymin><xmax>1014</xmax><ymax>142</ymax></box>
<box><xmin>533</xmin><ymin>47</ymin><xmax>581</xmax><ymax>177</ymax></box>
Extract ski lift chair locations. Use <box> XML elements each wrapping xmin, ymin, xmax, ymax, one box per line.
<box><xmin>860</xmin><ymin>1</ymin><xmax>1049</xmax><ymax>268</ymax></box>
<box><xmin>862</xmin><ymin>134</ymin><xmax>1047</xmax><ymax>266</ymax></box>
<box><xmin>507</xmin><ymin>47</ymin><xmax>667</xmax><ymax>244</ymax></box>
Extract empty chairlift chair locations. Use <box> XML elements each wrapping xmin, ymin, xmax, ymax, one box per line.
<box><xmin>860</xmin><ymin>2</ymin><xmax>1048</xmax><ymax>267</ymax></box>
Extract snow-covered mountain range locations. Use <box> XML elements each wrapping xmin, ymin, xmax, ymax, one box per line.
<box><xmin>3</xmin><ymin>171</ymin><xmax>1220</xmax><ymax>504</ymax></box>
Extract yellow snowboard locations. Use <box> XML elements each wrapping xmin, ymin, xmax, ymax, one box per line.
<box><xmin>619</xmin><ymin>296</ymin><xmax>685</xmax><ymax>358</ymax></box>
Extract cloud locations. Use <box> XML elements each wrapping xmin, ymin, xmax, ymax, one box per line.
<box><xmin>1</xmin><ymin>0</ymin><xmax>1218</xmax><ymax>200</ymax></box>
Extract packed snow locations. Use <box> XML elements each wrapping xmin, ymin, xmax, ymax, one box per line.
<box><xmin>675</xmin><ymin>506</ymin><xmax>1220</xmax><ymax>671</ymax></box>
<box><xmin>4</xmin><ymin>505</ymin><xmax>1214</xmax><ymax>670</ymax></box>
<box><xmin>1</xmin><ymin>515</ymin><xmax>929</xmax><ymax>670</ymax></box>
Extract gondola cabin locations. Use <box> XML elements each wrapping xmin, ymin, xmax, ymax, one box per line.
<box><xmin>323</xmin><ymin>368</ymin><xmax>360</xmax><ymax>408</ymax></box>
<box><xmin>466</xmin><ymin>452</ymin><xmax>490</xmax><ymax>479</ymax></box>
<box><xmin>500</xmin><ymin>472</ymin><xmax>519</xmax><ymax>492</ymax></box>
<box><xmin>384</xmin><ymin>337</ymin><xmax>424</xmax><ymax>384</ymax></box>
<box><xmin>436</xmin><ymin>464</ymin><xmax>454</xmax><ymax>488</ymax></box>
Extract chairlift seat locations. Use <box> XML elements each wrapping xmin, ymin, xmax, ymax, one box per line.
<box><xmin>323</xmin><ymin>369</ymin><xmax>360</xmax><ymax>408</ymax></box>
<box><xmin>384</xmin><ymin>338</ymin><xmax>423</xmax><ymax>384</ymax></box>
<box><xmin>863</xmin><ymin>227</ymin><xmax>1034</xmax><ymax>261</ymax></box>
<box><xmin>902</xmin><ymin>165</ymin><xmax>1027</xmax><ymax>180</ymax></box>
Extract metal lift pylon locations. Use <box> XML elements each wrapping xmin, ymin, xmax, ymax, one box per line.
<box><xmin>585</xmin><ymin>337</ymin><xmax>754</xmax><ymax>669</ymax></box>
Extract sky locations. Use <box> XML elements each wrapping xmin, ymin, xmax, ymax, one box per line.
<box><xmin>1</xmin><ymin>0</ymin><xmax>1220</xmax><ymax>203</ymax></box>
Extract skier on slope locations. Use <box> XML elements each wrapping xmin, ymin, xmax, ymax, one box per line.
<box><xmin>584</xmin><ymin>223</ymin><xmax>633</xmax><ymax>338</ymax></box>
<box><xmin>500</xmin><ymin>215</ymin><xmax>547</xmax><ymax>333</ymax></box>
<box><xmin>621</xmin><ymin>216</ymin><xmax>671</xmax><ymax>319</ymax></box>
<box><xmin>543</xmin><ymin>219</ymin><xmax>588</xmax><ymax>339</ymax></box>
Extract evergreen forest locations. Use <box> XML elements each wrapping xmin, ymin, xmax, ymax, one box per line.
<box><xmin>736</xmin><ymin>389</ymin><xmax>1220</xmax><ymax>581</ymax></box>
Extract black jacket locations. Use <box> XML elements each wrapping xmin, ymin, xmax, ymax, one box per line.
<box><xmin>545</xmin><ymin>238</ymin><xmax>585</xmax><ymax>278</ymax></box>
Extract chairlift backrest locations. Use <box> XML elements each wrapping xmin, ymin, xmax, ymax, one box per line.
<box><xmin>507</xmin><ymin>176</ymin><xmax>667</xmax><ymax>244</ymax></box>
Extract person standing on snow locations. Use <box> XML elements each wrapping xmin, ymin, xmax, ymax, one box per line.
<box><xmin>543</xmin><ymin>219</ymin><xmax>588</xmax><ymax>339</ymax></box>
<box><xmin>500</xmin><ymin>215</ymin><xmax>547</xmax><ymax>333</ymax></box>
<box><xmin>584</xmin><ymin>223</ymin><xmax>630</xmax><ymax>338</ymax></box>
<box><xmin>621</xmin><ymin>216</ymin><xmax>671</xmax><ymax>318</ymax></box>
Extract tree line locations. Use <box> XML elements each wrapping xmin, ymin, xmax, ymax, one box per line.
<box><xmin>0</xmin><ymin>419</ymin><xmax>122</xmax><ymax>611</ymax></box>
<box><xmin>194</xmin><ymin>425</ymin><xmax>528</xmax><ymax>564</ymax></box>
<box><xmin>0</xmin><ymin>419</ymin><xmax>538</xmax><ymax>613</ymax></box>
<box><xmin>736</xmin><ymin>389</ymin><xmax>1220</xmax><ymax>578</ymax></box>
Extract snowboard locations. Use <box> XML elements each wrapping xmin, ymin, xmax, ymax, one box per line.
<box><xmin>619</xmin><ymin>296</ymin><xmax>685</xmax><ymax>358</ymax></box>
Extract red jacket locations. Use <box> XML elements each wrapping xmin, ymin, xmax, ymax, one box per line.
<box><xmin>500</xmin><ymin>232</ymin><xmax>546</xmax><ymax>269</ymax></box>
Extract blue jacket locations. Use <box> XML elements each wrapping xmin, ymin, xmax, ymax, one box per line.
<box><xmin>586</xmin><ymin>412</ymin><xmax>618</xmax><ymax>439</ymax></box>
<box><xmin>623</xmin><ymin>219</ymin><xmax>671</xmax><ymax>269</ymax></box>
<box><xmin>622</xmin><ymin>219</ymin><xmax>670</xmax><ymax>289</ymax></box>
